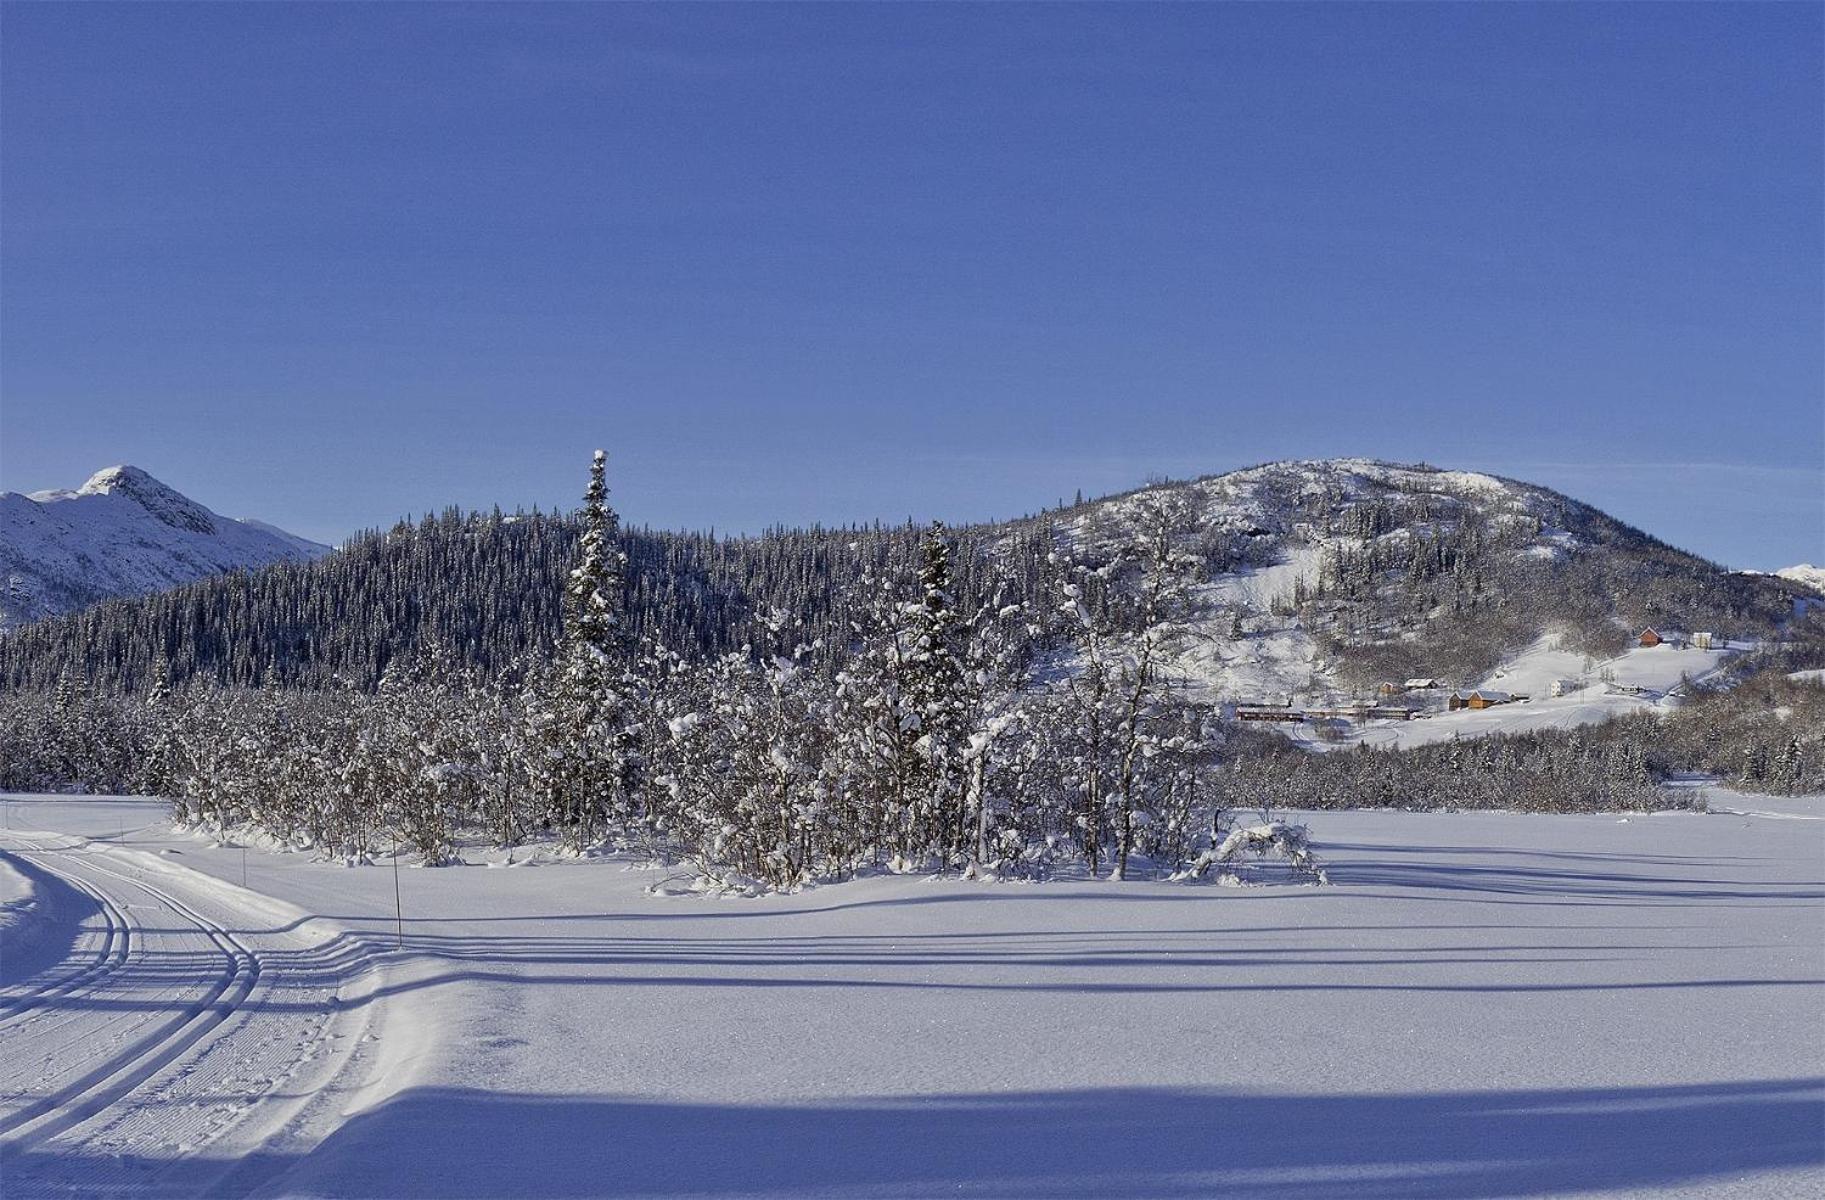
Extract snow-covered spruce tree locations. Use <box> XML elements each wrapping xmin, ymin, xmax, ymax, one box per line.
<box><xmin>904</xmin><ymin>523</ymin><xmax>970</xmax><ymax>860</ymax></box>
<box><xmin>827</xmin><ymin>563</ymin><xmax>926</xmax><ymax>866</ymax></box>
<box><xmin>50</xmin><ymin>672</ymin><xmax>99</xmax><ymax>791</ymax></box>
<box><xmin>541</xmin><ymin>450</ymin><xmax>642</xmax><ymax>853</ymax></box>
<box><xmin>952</xmin><ymin>585</ymin><xmax>1034</xmax><ymax>873</ymax></box>
<box><xmin>136</xmin><ymin>660</ymin><xmax>182</xmax><ymax>799</ymax></box>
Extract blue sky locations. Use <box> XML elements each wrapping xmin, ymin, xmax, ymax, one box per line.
<box><xmin>2</xmin><ymin>3</ymin><xmax>1819</xmax><ymax>568</ymax></box>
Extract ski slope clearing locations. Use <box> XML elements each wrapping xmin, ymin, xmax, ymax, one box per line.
<box><xmin>1</xmin><ymin>791</ymin><xmax>1821</xmax><ymax>1198</ymax></box>
<box><xmin>1313</xmin><ymin>635</ymin><xmax>1739</xmax><ymax>751</ymax></box>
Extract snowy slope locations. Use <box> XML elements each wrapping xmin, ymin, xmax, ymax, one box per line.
<box><xmin>1031</xmin><ymin>460</ymin><xmax>1779</xmax><ymax>703</ymax></box>
<box><xmin>0</xmin><ymin>466</ymin><xmax>330</xmax><ymax>629</ymax></box>
<box><xmin>1290</xmin><ymin>632</ymin><xmax>1738</xmax><ymax>751</ymax></box>
<box><xmin>2</xmin><ymin>791</ymin><xmax>1820</xmax><ymax>1197</ymax></box>
<box><xmin>1777</xmin><ymin>564</ymin><xmax>1825</xmax><ymax>595</ymax></box>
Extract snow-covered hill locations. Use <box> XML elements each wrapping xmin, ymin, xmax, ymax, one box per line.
<box><xmin>0</xmin><ymin>466</ymin><xmax>330</xmax><ymax>629</ymax></box>
<box><xmin>0</xmin><ymin>458</ymin><xmax>1809</xmax><ymax>719</ymax></box>
<box><xmin>1034</xmin><ymin>459</ymin><xmax>1797</xmax><ymax>693</ymax></box>
<box><xmin>1778</xmin><ymin>564</ymin><xmax>1825</xmax><ymax>595</ymax></box>
<box><xmin>1007</xmin><ymin>459</ymin><xmax>1817</xmax><ymax>746</ymax></box>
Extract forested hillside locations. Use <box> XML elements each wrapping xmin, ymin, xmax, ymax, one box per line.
<box><xmin>0</xmin><ymin>508</ymin><xmax>1054</xmax><ymax>691</ymax></box>
<box><xmin>0</xmin><ymin>459</ymin><xmax>1803</xmax><ymax>700</ymax></box>
<box><xmin>3</xmin><ymin>456</ymin><xmax>1819</xmax><ymax>888</ymax></box>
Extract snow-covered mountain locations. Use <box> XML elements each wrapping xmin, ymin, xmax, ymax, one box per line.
<box><xmin>1018</xmin><ymin>458</ymin><xmax>1807</xmax><ymax>710</ymax></box>
<box><xmin>0</xmin><ymin>458</ymin><xmax>1811</xmax><ymax>707</ymax></box>
<box><xmin>1777</xmin><ymin>564</ymin><xmax>1825</xmax><ymax>595</ymax></box>
<box><xmin>1</xmin><ymin>466</ymin><xmax>330</xmax><ymax>628</ymax></box>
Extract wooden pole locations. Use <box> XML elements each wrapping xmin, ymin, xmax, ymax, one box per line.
<box><xmin>392</xmin><ymin>831</ymin><xmax>404</xmax><ymax>950</ymax></box>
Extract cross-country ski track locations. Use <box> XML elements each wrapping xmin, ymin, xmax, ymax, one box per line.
<box><xmin>1</xmin><ymin>792</ymin><xmax>1821</xmax><ymax>1198</ymax></box>
<box><xmin>0</xmin><ymin>829</ymin><xmax>386</xmax><ymax>1199</ymax></box>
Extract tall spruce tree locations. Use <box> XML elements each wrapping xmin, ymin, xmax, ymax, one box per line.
<box><xmin>905</xmin><ymin>522</ymin><xmax>969</xmax><ymax>859</ymax></box>
<box><xmin>544</xmin><ymin>449</ymin><xmax>639</xmax><ymax>851</ymax></box>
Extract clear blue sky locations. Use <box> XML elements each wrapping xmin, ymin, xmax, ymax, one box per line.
<box><xmin>3</xmin><ymin>2</ymin><xmax>1819</xmax><ymax>568</ymax></box>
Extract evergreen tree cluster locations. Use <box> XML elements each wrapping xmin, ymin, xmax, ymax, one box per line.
<box><xmin>0</xmin><ymin>503</ymin><xmax>1055</xmax><ymax>693</ymax></box>
<box><xmin>3</xmin><ymin>454</ymin><xmax>1816</xmax><ymax>891</ymax></box>
<box><xmin>1219</xmin><ymin>718</ymin><xmax>1675</xmax><ymax>814</ymax></box>
<box><xmin>0</xmin><ymin>456</ymin><xmax>1244</xmax><ymax>886</ymax></box>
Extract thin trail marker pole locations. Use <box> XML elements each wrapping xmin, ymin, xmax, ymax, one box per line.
<box><xmin>392</xmin><ymin>831</ymin><xmax>404</xmax><ymax>950</ymax></box>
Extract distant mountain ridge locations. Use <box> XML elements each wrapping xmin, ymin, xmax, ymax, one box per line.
<box><xmin>1776</xmin><ymin>565</ymin><xmax>1825</xmax><ymax>596</ymax></box>
<box><xmin>1</xmin><ymin>466</ymin><xmax>330</xmax><ymax>628</ymax></box>
<box><xmin>0</xmin><ymin>458</ymin><xmax>1812</xmax><ymax>695</ymax></box>
<box><xmin>1023</xmin><ymin>458</ymin><xmax>1809</xmax><ymax>700</ymax></box>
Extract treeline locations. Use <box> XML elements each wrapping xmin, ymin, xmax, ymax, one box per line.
<box><xmin>0</xmin><ymin>507</ymin><xmax>1057</xmax><ymax>693</ymax></box>
<box><xmin>9</xmin><ymin>657</ymin><xmax>1819</xmax><ymax>885</ymax></box>
<box><xmin>0</xmin><ymin>470</ymin><xmax>1233</xmax><ymax>887</ymax></box>
<box><xmin>1216</xmin><ymin>671</ymin><xmax>1824</xmax><ymax>812</ymax></box>
<box><xmin>4</xmin><ymin>460</ymin><xmax>1804</xmax><ymax>704</ymax></box>
<box><xmin>1225</xmin><ymin>720</ymin><xmax>1675</xmax><ymax>814</ymax></box>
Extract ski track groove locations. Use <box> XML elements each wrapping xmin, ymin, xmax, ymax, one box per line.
<box><xmin>0</xmin><ymin>849</ymin><xmax>133</xmax><ymax>1025</ymax></box>
<box><xmin>0</xmin><ymin>854</ymin><xmax>259</xmax><ymax>1150</ymax></box>
<box><xmin>0</xmin><ymin>834</ymin><xmax>376</xmax><ymax>1198</ymax></box>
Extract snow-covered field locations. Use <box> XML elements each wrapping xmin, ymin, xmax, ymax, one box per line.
<box><xmin>1304</xmin><ymin>636</ymin><xmax>1740</xmax><ymax>752</ymax></box>
<box><xmin>2</xmin><ymin>791</ymin><xmax>1821</xmax><ymax>1198</ymax></box>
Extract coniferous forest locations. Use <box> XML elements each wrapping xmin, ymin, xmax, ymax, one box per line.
<box><xmin>1</xmin><ymin>454</ymin><xmax>1820</xmax><ymax>888</ymax></box>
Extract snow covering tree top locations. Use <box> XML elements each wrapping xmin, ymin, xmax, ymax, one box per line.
<box><xmin>541</xmin><ymin>447</ymin><xmax>641</xmax><ymax>852</ymax></box>
<box><xmin>565</xmin><ymin>448</ymin><xmax>628</xmax><ymax>655</ymax></box>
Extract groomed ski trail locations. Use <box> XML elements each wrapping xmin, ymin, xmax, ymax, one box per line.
<box><xmin>0</xmin><ymin>831</ymin><xmax>391</xmax><ymax>1198</ymax></box>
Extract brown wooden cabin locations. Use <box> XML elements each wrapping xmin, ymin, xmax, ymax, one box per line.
<box><xmin>1638</xmin><ymin>628</ymin><xmax>1662</xmax><ymax>647</ymax></box>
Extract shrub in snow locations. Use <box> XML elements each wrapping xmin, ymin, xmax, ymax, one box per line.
<box><xmin>1176</xmin><ymin>822</ymin><xmax>1328</xmax><ymax>886</ymax></box>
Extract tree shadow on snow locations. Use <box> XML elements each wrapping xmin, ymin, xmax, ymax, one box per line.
<box><xmin>5</xmin><ymin>1078</ymin><xmax>1821</xmax><ymax>1198</ymax></box>
<box><xmin>1316</xmin><ymin>842</ymin><xmax>1825</xmax><ymax>905</ymax></box>
<box><xmin>15</xmin><ymin>919</ymin><xmax>1821</xmax><ymax>1018</ymax></box>
<box><xmin>0</xmin><ymin>848</ymin><xmax>105</xmax><ymax>991</ymax></box>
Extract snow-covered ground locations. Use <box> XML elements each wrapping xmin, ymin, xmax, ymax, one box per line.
<box><xmin>1173</xmin><ymin>547</ymin><xmax>1327</xmax><ymax>703</ymax></box>
<box><xmin>1307</xmin><ymin>635</ymin><xmax>1739</xmax><ymax>751</ymax></box>
<box><xmin>2</xmin><ymin>790</ymin><xmax>1821</xmax><ymax>1198</ymax></box>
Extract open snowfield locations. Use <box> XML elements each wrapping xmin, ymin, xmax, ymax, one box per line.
<box><xmin>1302</xmin><ymin>636</ymin><xmax>1741</xmax><ymax>752</ymax></box>
<box><xmin>2</xmin><ymin>791</ymin><xmax>1821</xmax><ymax>1198</ymax></box>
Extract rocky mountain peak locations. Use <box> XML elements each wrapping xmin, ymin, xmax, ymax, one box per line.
<box><xmin>76</xmin><ymin>465</ymin><xmax>218</xmax><ymax>534</ymax></box>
